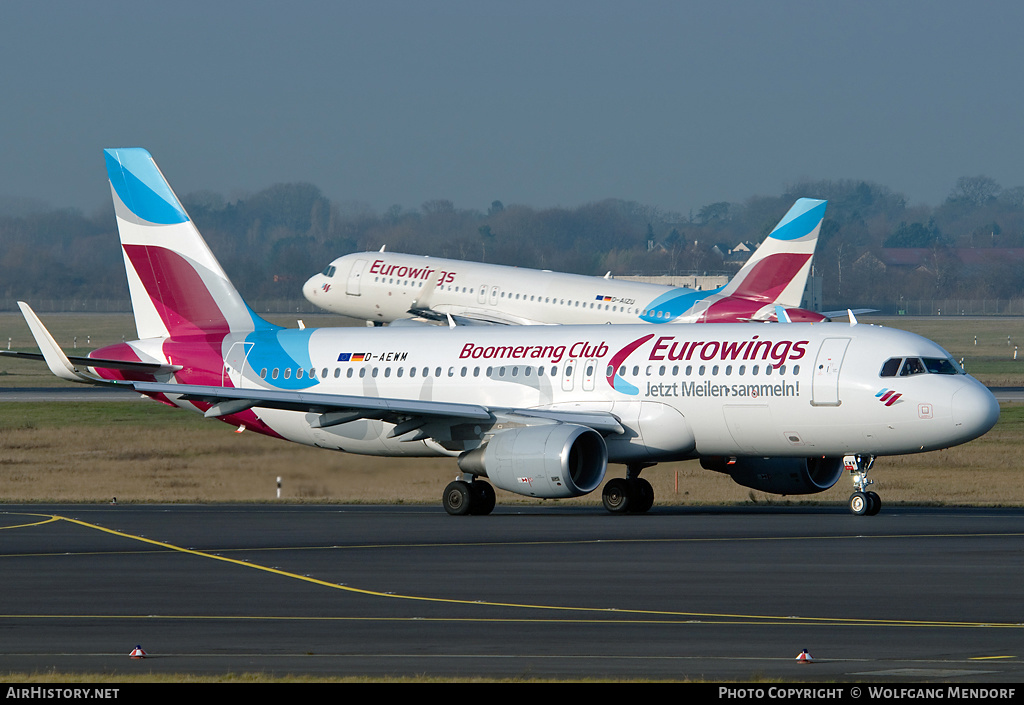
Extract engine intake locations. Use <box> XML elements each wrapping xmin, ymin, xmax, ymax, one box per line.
<box><xmin>700</xmin><ymin>456</ymin><xmax>844</xmax><ymax>495</ymax></box>
<box><xmin>458</xmin><ymin>424</ymin><xmax>608</xmax><ymax>499</ymax></box>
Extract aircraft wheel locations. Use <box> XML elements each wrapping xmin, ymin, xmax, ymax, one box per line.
<box><xmin>443</xmin><ymin>480</ymin><xmax>473</xmax><ymax>516</ymax></box>
<box><xmin>470</xmin><ymin>480</ymin><xmax>496</xmax><ymax>515</ymax></box>
<box><xmin>849</xmin><ymin>491</ymin><xmax>869</xmax><ymax>516</ymax></box>
<box><xmin>631</xmin><ymin>478</ymin><xmax>654</xmax><ymax>514</ymax></box>
<box><xmin>602</xmin><ymin>478</ymin><xmax>632</xmax><ymax>514</ymax></box>
<box><xmin>866</xmin><ymin>491</ymin><xmax>881</xmax><ymax>516</ymax></box>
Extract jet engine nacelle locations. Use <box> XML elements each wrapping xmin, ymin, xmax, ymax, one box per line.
<box><xmin>458</xmin><ymin>424</ymin><xmax>608</xmax><ymax>499</ymax></box>
<box><xmin>700</xmin><ymin>456</ymin><xmax>844</xmax><ymax>495</ymax></box>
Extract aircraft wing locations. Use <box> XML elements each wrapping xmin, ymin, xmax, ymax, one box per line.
<box><xmin>407</xmin><ymin>306</ymin><xmax>555</xmax><ymax>326</ymax></box>
<box><xmin>821</xmin><ymin>308</ymin><xmax>878</xmax><ymax>319</ymax></box>
<box><xmin>406</xmin><ymin>307</ymin><xmax>505</xmax><ymax>326</ymax></box>
<box><xmin>130</xmin><ymin>381</ymin><xmax>625</xmax><ymax>436</ymax></box>
<box><xmin>406</xmin><ymin>273</ymin><xmax>523</xmax><ymax>325</ymax></box>
<box><xmin>0</xmin><ymin>351</ymin><xmax>181</xmax><ymax>375</ymax></box>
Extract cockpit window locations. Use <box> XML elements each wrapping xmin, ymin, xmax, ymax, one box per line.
<box><xmin>880</xmin><ymin>358</ymin><xmax>901</xmax><ymax>377</ymax></box>
<box><xmin>923</xmin><ymin>357</ymin><xmax>961</xmax><ymax>375</ymax></box>
<box><xmin>322</xmin><ymin>265</ymin><xmax>337</xmax><ymax>277</ymax></box>
<box><xmin>880</xmin><ymin>356</ymin><xmax>962</xmax><ymax>378</ymax></box>
<box><xmin>899</xmin><ymin>358</ymin><xmax>926</xmax><ymax>376</ymax></box>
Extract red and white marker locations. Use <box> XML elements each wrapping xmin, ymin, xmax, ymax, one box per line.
<box><xmin>129</xmin><ymin>645</ymin><xmax>147</xmax><ymax>659</ymax></box>
<box><xmin>795</xmin><ymin>649</ymin><xmax>813</xmax><ymax>663</ymax></box>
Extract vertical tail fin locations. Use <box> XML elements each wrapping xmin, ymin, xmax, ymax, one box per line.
<box><xmin>718</xmin><ymin>198</ymin><xmax>826</xmax><ymax>305</ymax></box>
<box><xmin>104</xmin><ymin>148</ymin><xmax>271</xmax><ymax>339</ymax></box>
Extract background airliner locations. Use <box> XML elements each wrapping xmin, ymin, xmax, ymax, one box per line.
<box><xmin>302</xmin><ymin>198</ymin><xmax>828</xmax><ymax>326</ymax></box>
<box><xmin>9</xmin><ymin>149</ymin><xmax>999</xmax><ymax>517</ymax></box>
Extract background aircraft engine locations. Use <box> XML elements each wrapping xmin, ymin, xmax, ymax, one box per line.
<box><xmin>458</xmin><ymin>424</ymin><xmax>608</xmax><ymax>499</ymax></box>
<box><xmin>700</xmin><ymin>456</ymin><xmax>844</xmax><ymax>495</ymax></box>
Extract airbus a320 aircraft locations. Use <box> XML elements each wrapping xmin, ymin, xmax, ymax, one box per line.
<box><xmin>10</xmin><ymin>149</ymin><xmax>1000</xmax><ymax>517</ymax></box>
<box><xmin>302</xmin><ymin>198</ymin><xmax>828</xmax><ymax>326</ymax></box>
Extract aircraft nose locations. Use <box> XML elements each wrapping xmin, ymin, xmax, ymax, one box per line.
<box><xmin>951</xmin><ymin>382</ymin><xmax>1000</xmax><ymax>441</ymax></box>
<box><xmin>302</xmin><ymin>275</ymin><xmax>319</xmax><ymax>302</ymax></box>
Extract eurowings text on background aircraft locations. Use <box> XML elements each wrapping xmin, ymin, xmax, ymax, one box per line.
<box><xmin>302</xmin><ymin>198</ymin><xmax>829</xmax><ymax>326</ymax></box>
<box><xmin>9</xmin><ymin>149</ymin><xmax>1000</xmax><ymax>516</ymax></box>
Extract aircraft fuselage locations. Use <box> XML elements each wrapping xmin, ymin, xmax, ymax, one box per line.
<box><xmin>90</xmin><ymin>321</ymin><xmax>998</xmax><ymax>463</ymax></box>
<box><xmin>303</xmin><ymin>252</ymin><xmax>826</xmax><ymax>325</ymax></box>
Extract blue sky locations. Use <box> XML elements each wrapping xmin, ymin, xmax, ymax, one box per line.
<box><xmin>3</xmin><ymin>0</ymin><xmax>1023</xmax><ymax>215</ymax></box>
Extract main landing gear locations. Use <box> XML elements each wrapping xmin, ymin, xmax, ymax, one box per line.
<box><xmin>845</xmin><ymin>454</ymin><xmax>881</xmax><ymax>516</ymax></box>
<box><xmin>602</xmin><ymin>464</ymin><xmax>655</xmax><ymax>514</ymax></box>
<box><xmin>443</xmin><ymin>475</ymin><xmax>496</xmax><ymax>516</ymax></box>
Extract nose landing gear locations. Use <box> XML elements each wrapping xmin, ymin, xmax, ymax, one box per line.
<box><xmin>845</xmin><ymin>455</ymin><xmax>880</xmax><ymax>515</ymax></box>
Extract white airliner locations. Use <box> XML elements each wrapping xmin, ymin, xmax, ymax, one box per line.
<box><xmin>302</xmin><ymin>197</ymin><xmax>828</xmax><ymax>326</ymax></box>
<box><xmin>9</xmin><ymin>149</ymin><xmax>1000</xmax><ymax>517</ymax></box>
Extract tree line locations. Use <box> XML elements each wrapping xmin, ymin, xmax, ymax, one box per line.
<box><xmin>3</xmin><ymin>175</ymin><xmax>1024</xmax><ymax>309</ymax></box>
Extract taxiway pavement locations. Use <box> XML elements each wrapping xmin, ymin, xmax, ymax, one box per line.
<box><xmin>0</xmin><ymin>504</ymin><xmax>1021</xmax><ymax>681</ymax></box>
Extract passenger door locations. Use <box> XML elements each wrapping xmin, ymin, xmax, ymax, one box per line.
<box><xmin>811</xmin><ymin>338</ymin><xmax>849</xmax><ymax>406</ymax></box>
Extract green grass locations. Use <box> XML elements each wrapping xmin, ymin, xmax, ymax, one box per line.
<box><xmin>988</xmin><ymin>401</ymin><xmax>1024</xmax><ymax>427</ymax></box>
<box><xmin>0</xmin><ymin>312</ymin><xmax>355</xmax><ymax>351</ymax></box>
<box><xmin>0</xmin><ymin>401</ymin><xmax>207</xmax><ymax>430</ymax></box>
<box><xmin>864</xmin><ymin>315</ymin><xmax>1024</xmax><ymax>359</ymax></box>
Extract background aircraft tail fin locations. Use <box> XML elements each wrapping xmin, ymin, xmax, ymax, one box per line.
<box><xmin>718</xmin><ymin>198</ymin><xmax>826</xmax><ymax>306</ymax></box>
<box><xmin>104</xmin><ymin>148</ymin><xmax>273</xmax><ymax>340</ymax></box>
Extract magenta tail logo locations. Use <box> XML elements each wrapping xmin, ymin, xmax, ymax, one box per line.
<box><xmin>607</xmin><ymin>334</ymin><xmax>655</xmax><ymax>394</ymax></box>
<box><xmin>876</xmin><ymin>388</ymin><xmax>903</xmax><ymax>406</ymax></box>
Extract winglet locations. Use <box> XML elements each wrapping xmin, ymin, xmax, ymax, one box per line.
<box><xmin>848</xmin><ymin>309</ymin><xmax>859</xmax><ymax>326</ymax></box>
<box><xmin>17</xmin><ymin>302</ymin><xmax>103</xmax><ymax>383</ymax></box>
<box><xmin>774</xmin><ymin>305</ymin><xmax>792</xmax><ymax>323</ymax></box>
<box><xmin>411</xmin><ymin>269</ymin><xmax>441</xmax><ymax>311</ymax></box>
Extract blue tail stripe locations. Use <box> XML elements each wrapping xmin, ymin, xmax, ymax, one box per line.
<box><xmin>768</xmin><ymin>199</ymin><xmax>826</xmax><ymax>241</ymax></box>
<box><xmin>104</xmin><ymin>148</ymin><xmax>188</xmax><ymax>225</ymax></box>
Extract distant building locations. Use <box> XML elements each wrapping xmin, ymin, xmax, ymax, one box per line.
<box><xmin>862</xmin><ymin>248</ymin><xmax>1024</xmax><ymax>275</ymax></box>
